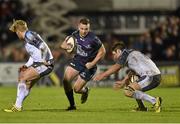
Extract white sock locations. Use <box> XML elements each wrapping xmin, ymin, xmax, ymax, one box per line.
<box><xmin>132</xmin><ymin>90</ymin><xmax>156</xmax><ymax>105</ymax></box>
<box><xmin>15</xmin><ymin>82</ymin><xmax>29</xmax><ymax>108</ymax></box>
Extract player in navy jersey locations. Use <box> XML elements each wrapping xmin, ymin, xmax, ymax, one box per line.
<box><xmin>4</xmin><ymin>20</ymin><xmax>54</xmax><ymax>112</ymax></box>
<box><xmin>60</xmin><ymin>18</ymin><xmax>106</xmax><ymax>110</ymax></box>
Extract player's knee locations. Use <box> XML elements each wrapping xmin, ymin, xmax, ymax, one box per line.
<box><xmin>73</xmin><ymin>88</ymin><xmax>79</xmax><ymax>93</ymax></box>
<box><xmin>73</xmin><ymin>86</ymin><xmax>81</xmax><ymax>93</ymax></box>
<box><xmin>62</xmin><ymin>79</ymin><xmax>68</xmax><ymax>85</ymax></box>
<box><xmin>63</xmin><ymin>79</ymin><xmax>69</xmax><ymax>87</ymax></box>
<box><xmin>63</xmin><ymin>78</ymin><xmax>71</xmax><ymax>85</ymax></box>
<box><xmin>63</xmin><ymin>79</ymin><xmax>72</xmax><ymax>91</ymax></box>
<box><xmin>19</xmin><ymin>75</ymin><xmax>24</xmax><ymax>81</ymax></box>
<box><xmin>18</xmin><ymin>80</ymin><xmax>27</xmax><ymax>85</ymax></box>
<box><xmin>19</xmin><ymin>74</ymin><xmax>30</xmax><ymax>82</ymax></box>
<box><xmin>18</xmin><ymin>74</ymin><xmax>24</xmax><ymax>80</ymax></box>
<box><xmin>124</xmin><ymin>86</ymin><xmax>135</xmax><ymax>97</ymax></box>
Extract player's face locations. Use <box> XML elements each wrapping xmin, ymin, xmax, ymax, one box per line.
<box><xmin>112</xmin><ymin>49</ymin><xmax>122</xmax><ymax>61</ymax></box>
<box><xmin>16</xmin><ymin>31</ymin><xmax>24</xmax><ymax>40</ymax></box>
<box><xmin>78</xmin><ymin>23</ymin><xmax>90</xmax><ymax>37</ymax></box>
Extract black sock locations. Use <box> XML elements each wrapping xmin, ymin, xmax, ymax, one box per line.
<box><xmin>65</xmin><ymin>89</ymin><xmax>75</xmax><ymax>107</ymax></box>
<box><xmin>136</xmin><ymin>99</ymin><xmax>146</xmax><ymax>108</ymax></box>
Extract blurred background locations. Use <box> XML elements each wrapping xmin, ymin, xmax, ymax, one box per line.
<box><xmin>0</xmin><ymin>0</ymin><xmax>180</xmax><ymax>87</ymax></box>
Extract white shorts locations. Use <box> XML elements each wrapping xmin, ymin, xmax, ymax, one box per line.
<box><xmin>137</xmin><ymin>74</ymin><xmax>161</xmax><ymax>92</ymax></box>
<box><xmin>31</xmin><ymin>62</ymin><xmax>53</xmax><ymax>77</ymax></box>
<box><xmin>138</xmin><ymin>76</ymin><xmax>152</xmax><ymax>89</ymax></box>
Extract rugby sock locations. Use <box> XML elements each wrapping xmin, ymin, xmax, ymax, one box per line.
<box><xmin>65</xmin><ymin>89</ymin><xmax>75</xmax><ymax>107</ymax></box>
<box><xmin>15</xmin><ymin>82</ymin><xmax>29</xmax><ymax>108</ymax></box>
<box><xmin>136</xmin><ymin>99</ymin><xmax>146</xmax><ymax>108</ymax></box>
<box><xmin>133</xmin><ymin>90</ymin><xmax>156</xmax><ymax>105</ymax></box>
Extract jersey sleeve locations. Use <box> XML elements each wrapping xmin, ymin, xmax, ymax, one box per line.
<box><xmin>71</xmin><ymin>30</ymin><xmax>78</xmax><ymax>38</ymax></box>
<box><xmin>25</xmin><ymin>57</ymin><xmax>33</xmax><ymax>67</ymax></box>
<box><xmin>94</xmin><ymin>36</ymin><xmax>102</xmax><ymax>50</ymax></box>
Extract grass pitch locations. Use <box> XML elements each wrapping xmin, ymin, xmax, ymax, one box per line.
<box><xmin>0</xmin><ymin>86</ymin><xmax>180</xmax><ymax>123</ymax></box>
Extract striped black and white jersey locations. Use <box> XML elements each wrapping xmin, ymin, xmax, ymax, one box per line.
<box><xmin>24</xmin><ymin>30</ymin><xmax>53</xmax><ymax>67</ymax></box>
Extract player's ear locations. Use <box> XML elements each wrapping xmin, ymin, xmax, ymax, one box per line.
<box><xmin>117</xmin><ymin>49</ymin><xmax>122</xmax><ymax>55</ymax></box>
<box><xmin>78</xmin><ymin>24</ymin><xmax>80</xmax><ymax>30</ymax></box>
<box><xmin>116</xmin><ymin>49</ymin><xmax>120</xmax><ymax>53</ymax></box>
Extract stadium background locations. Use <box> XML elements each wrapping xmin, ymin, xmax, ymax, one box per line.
<box><xmin>0</xmin><ymin>0</ymin><xmax>180</xmax><ymax>123</ymax></box>
<box><xmin>0</xmin><ymin>0</ymin><xmax>180</xmax><ymax>87</ymax></box>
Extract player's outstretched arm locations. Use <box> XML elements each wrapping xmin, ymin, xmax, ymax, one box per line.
<box><xmin>113</xmin><ymin>74</ymin><xmax>131</xmax><ymax>90</ymax></box>
<box><xmin>93</xmin><ymin>63</ymin><xmax>122</xmax><ymax>81</ymax></box>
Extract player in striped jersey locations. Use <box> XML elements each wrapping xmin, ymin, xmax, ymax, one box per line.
<box><xmin>4</xmin><ymin>20</ymin><xmax>54</xmax><ymax>112</ymax></box>
<box><xmin>94</xmin><ymin>41</ymin><xmax>162</xmax><ymax>113</ymax></box>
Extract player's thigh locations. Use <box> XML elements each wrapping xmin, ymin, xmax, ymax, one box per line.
<box><xmin>64</xmin><ymin>66</ymin><xmax>79</xmax><ymax>81</ymax></box>
<box><xmin>19</xmin><ymin>67</ymin><xmax>39</xmax><ymax>81</ymax></box>
<box><xmin>140</xmin><ymin>75</ymin><xmax>161</xmax><ymax>92</ymax></box>
<box><xmin>73</xmin><ymin>76</ymin><xmax>87</xmax><ymax>92</ymax></box>
<box><xmin>18</xmin><ymin>69</ymin><xmax>27</xmax><ymax>81</ymax></box>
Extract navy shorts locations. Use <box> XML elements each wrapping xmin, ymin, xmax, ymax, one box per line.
<box><xmin>68</xmin><ymin>59</ymin><xmax>97</xmax><ymax>82</ymax></box>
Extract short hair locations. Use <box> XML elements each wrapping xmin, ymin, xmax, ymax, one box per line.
<box><xmin>79</xmin><ymin>18</ymin><xmax>90</xmax><ymax>25</ymax></box>
<box><xmin>9</xmin><ymin>19</ymin><xmax>28</xmax><ymax>32</ymax></box>
<box><xmin>112</xmin><ymin>41</ymin><xmax>126</xmax><ymax>51</ymax></box>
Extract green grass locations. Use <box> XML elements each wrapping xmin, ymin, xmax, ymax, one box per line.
<box><xmin>0</xmin><ymin>86</ymin><xmax>180</xmax><ymax>123</ymax></box>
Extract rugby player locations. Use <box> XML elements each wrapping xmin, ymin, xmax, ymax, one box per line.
<box><xmin>4</xmin><ymin>20</ymin><xmax>54</xmax><ymax>112</ymax></box>
<box><xmin>94</xmin><ymin>41</ymin><xmax>162</xmax><ymax>113</ymax></box>
<box><xmin>60</xmin><ymin>18</ymin><xmax>106</xmax><ymax>110</ymax></box>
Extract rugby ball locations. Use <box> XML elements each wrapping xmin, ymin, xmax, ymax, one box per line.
<box><xmin>66</xmin><ymin>36</ymin><xmax>75</xmax><ymax>53</ymax></box>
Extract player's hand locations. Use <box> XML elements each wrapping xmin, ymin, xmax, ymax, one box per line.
<box><xmin>93</xmin><ymin>73</ymin><xmax>104</xmax><ymax>81</ymax></box>
<box><xmin>113</xmin><ymin>80</ymin><xmax>125</xmax><ymax>90</ymax></box>
<box><xmin>19</xmin><ymin>65</ymin><xmax>28</xmax><ymax>73</ymax></box>
<box><xmin>85</xmin><ymin>62</ymin><xmax>94</xmax><ymax>69</ymax></box>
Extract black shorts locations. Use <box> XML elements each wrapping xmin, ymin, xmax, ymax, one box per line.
<box><xmin>68</xmin><ymin>59</ymin><xmax>97</xmax><ymax>82</ymax></box>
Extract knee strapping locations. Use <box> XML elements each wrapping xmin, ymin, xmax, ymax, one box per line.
<box><xmin>124</xmin><ymin>86</ymin><xmax>135</xmax><ymax>97</ymax></box>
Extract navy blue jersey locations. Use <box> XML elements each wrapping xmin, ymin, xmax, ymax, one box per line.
<box><xmin>71</xmin><ymin>31</ymin><xmax>102</xmax><ymax>65</ymax></box>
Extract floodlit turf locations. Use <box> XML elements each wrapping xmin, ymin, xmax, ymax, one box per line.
<box><xmin>0</xmin><ymin>86</ymin><xmax>180</xmax><ymax>123</ymax></box>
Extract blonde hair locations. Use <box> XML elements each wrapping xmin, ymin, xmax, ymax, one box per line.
<box><xmin>9</xmin><ymin>19</ymin><xmax>28</xmax><ymax>32</ymax></box>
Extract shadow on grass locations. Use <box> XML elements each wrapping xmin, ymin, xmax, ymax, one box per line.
<box><xmin>25</xmin><ymin>108</ymin><xmax>66</xmax><ymax>112</ymax></box>
<box><xmin>25</xmin><ymin>107</ymin><xmax>128</xmax><ymax>113</ymax></box>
